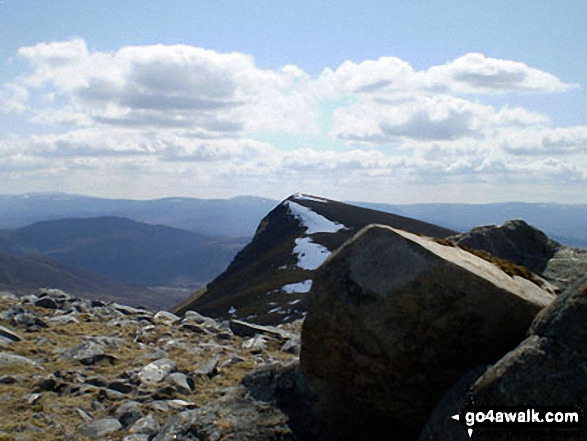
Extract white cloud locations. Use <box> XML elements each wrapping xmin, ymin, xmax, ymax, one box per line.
<box><xmin>426</xmin><ymin>53</ymin><xmax>575</xmax><ymax>94</ymax></box>
<box><xmin>1</xmin><ymin>39</ymin><xmax>585</xmax><ymax>202</ymax></box>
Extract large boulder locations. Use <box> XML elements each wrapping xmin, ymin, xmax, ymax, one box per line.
<box><xmin>301</xmin><ymin>224</ymin><xmax>554</xmax><ymax>429</ymax></box>
<box><xmin>447</xmin><ymin>219</ymin><xmax>560</xmax><ymax>275</ymax></box>
<box><xmin>422</xmin><ymin>275</ymin><xmax>587</xmax><ymax>440</ymax></box>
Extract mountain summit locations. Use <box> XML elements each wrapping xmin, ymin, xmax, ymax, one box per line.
<box><xmin>173</xmin><ymin>194</ymin><xmax>456</xmax><ymax>324</ymax></box>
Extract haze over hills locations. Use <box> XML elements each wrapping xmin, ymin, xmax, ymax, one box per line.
<box><xmin>356</xmin><ymin>201</ymin><xmax>587</xmax><ymax>248</ymax></box>
<box><xmin>0</xmin><ymin>193</ymin><xmax>276</xmax><ymax>238</ymax></box>
<box><xmin>174</xmin><ymin>194</ymin><xmax>457</xmax><ymax>324</ymax></box>
<box><xmin>0</xmin><ymin>216</ymin><xmax>246</xmax><ymax>288</ymax></box>
<box><xmin>1</xmin><ymin>193</ymin><xmax>586</xmax><ymax>248</ymax></box>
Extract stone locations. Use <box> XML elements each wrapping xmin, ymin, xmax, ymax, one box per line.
<box><xmin>129</xmin><ymin>413</ymin><xmax>160</xmax><ymax>435</ymax></box>
<box><xmin>167</xmin><ymin>372</ymin><xmax>193</xmax><ymax>393</ymax></box>
<box><xmin>0</xmin><ymin>325</ymin><xmax>24</xmax><ymax>342</ymax></box>
<box><xmin>47</xmin><ymin>314</ymin><xmax>79</xmax><ymax>325</ymax></box>
<box><xmin>242</xmin><ymin>335</ymin><xmax>266</xmax><ymax>353</ymax></box>
<box><xmin>138</xmin><ymin>358</ymin><xmax>176</xmax><ymax>384</ymax></box>
<box><xmin>423</xmin><ymin>277</ymin><xmax>587</xmax><ymax>440</ymax></box>
<box><xmin>79</xmin><ymin>418</ymin><xmax>122</xmax><ymax>438</ymax></box>
<box><xmin>301</xmin><ymin>224</ymin><xmax>555</xmax><ymax>428</ymax></box>
<box><xmin>75</xmin><ymin>408</ymin><xmax>93</xmax><ymax>422</ymax></box>
<box><xmin>108</xmin><ymin>380</ymin><xmax>135</xmax><ymax>394</ymax></box>
<box><xmin>281</xmin><ymin>335</ymin><xmax>301</xmax><ymax>355</ymax></box>
<box><xmin>447</xmin><ymin>219</ymin><xmax>560</xmax><ymax>275</ymax></box>
<box><xmin>229</xmin><ymin>319</ymin><xmax>289</xmax><ymax>340</ymax></box>
<box><xmin>112</xmin><ymin>303</ymin><xmax>148</xmax><ymax>316</ymax></box>
<box><xmin>34</xmin><ymin>297</ymin><xmax>59</xmax><ymax>309</ymax></box>
<box><xmin>153</xmin><ymin>310</ymin><xmax>180</xmax><ymax>324</ymax></box>
<box><xmin>0</xmin><ymin>352</ymin><xmax>40</xmax><ymax>368</ymax></box>
<box><xmin>63</xmin><ymin>341</ymin><xmax>116</xmax><ymax>366</ymax></box>
<box><xmin>194</xmin><ymin>355</ymin><xmax>220</xmax><ymax>377</ymax></box>
<box><xmin>115</xmin><ymin>401</ymin><xmax>144</xmax><ymax>427</ymax></box>
<box><xmin>124</xmin><ymin>435</ymin><xmax>150</xmax><ymax>441</ymax></box>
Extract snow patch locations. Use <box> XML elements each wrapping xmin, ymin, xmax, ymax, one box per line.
<box><xmin>294</xmin><ymin>237</ymin><xmax>331</xmax><ymax>270</ymax></box>
<box><xmin>286</xmin><ymin>201</ymin><xmax>345</xmax><ymax>234</ymax></box>
<box><xmin>228</xmin><ymin>306</ymin><xmax>237</xmax><ymax>316</ymax></box>
<box><xmin>289</xmin><ymin>299</ymin><xmax>301</xmax><ymax>305</ymax></box>
<box><xmin>282</xmin><ymin>279</ymin><xmax>313</xmax><ymax>294</ymax></box>
<box><xmin>293</xmin><ymin>193</ymin><xmax>329</xmax><ymax>203</ymax></box>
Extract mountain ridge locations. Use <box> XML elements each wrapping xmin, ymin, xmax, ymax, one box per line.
<box><xmin>174</xmin><ymin>194</ymin><xmax>457</xmax><ymax>324</ymax></box>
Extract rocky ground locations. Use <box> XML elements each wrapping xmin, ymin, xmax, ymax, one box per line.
<box><xmin>0</xmin><ymin>289</ymin><xmax>301</xmax><ymax>440</ymax></box>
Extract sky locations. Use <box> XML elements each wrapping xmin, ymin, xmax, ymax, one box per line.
<box><xmin>1</xmin><ymin>0</ymin><xmax>586</xmax><ymax>204</ymax></box>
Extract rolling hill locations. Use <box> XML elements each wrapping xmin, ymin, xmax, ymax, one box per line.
<box><xmin>0</xmin><ymin>251</ymin><xmax>177</xmax><ymax>309</ymax></box>
<box><xmin>0</xmin><ymin>216</ymin><xmax>247</xmax><ymax>288</ymax></box>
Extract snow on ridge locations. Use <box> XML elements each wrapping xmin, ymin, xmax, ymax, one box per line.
<box><xmin>286</xmin><ymin>200</ymin><xmax>345</xmax><ymax>234</ymax></box>
<box><xmin>294</xmin><ymin>237</ymin><xmax>331</xmax><ymax>270</ymax></box>
<box><xmin>292</xmin><ymin>193</ymin><xmax>329</xmax><ymax>203</ymax></box>
<box><xmin>282</xmin><ymin>279</ymin><xmax>313</xmax><ymax>294</ymax></box>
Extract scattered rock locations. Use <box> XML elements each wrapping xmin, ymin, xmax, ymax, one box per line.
<box><xmin>79</xmin><ymin>418</ymin><xmax>122</xmax><ymax>438</ymax></box>
<box><xmin>0</xmin><ymin>325</ymin><xmax>24</xmax><ymax>342</ymax></box>
<box><xmin>242</xmin><ymin>335</ymin><xmax>267</xmax><ymax>353</ymax></box>
<box><xmin>0</xmin><ymin>352</ymin><xmax>40</xmax><ymax>368</ymax></box>
<box><xmin>34</xmin><ymin>296</ymin><xmax>59</xmax><ymax>309</ymax></box>
<box><xmin>166</xmin><ymin>372</ymin><xmax>193</xmax><ymax>393</ymax></box>
<box><xmin>153</xmin><ymin>310</ymin><xmax>180</xmax><ymax>324</ymax></box>
<box><xmin>129</xmin><ymin>413</ymin><xmax>160</xmax><ymax>435</ymax></box>
<box><xmin>230</xmin><ymin>319</ymin><xmax>289</xmax><ymax>340</ymax></box>
<box><xmin>194</xmin><ymin>355</ymin><xmax>220</xmax><ymax>377</ymax></box>
<box><xmin>138</xmin><ymin>358</ymin><xmax>176</xmax><ymax>384</ymax></box>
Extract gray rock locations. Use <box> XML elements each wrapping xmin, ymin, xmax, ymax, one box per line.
<box><xmin>139</xmin><ymin>348</ymin><xmax>169</xmax><ymax>361</ymax></box>
<box><xmin>108</xmin><ymin>380</ymin><xmax>135</xmax><ymax>394</ymax></box>
<box><xmin>47</xmin><ymin>314</ymin><xmax>79</xmax><ymax>325</ymax></box>
<box><xmin>418</xmin><ymin>366</ymin><xmax>488</xmax><ymax>441</ymax></box>
<box><xmin>0</xmin><ymin>336</ymin><xmax>13</xmax><ymax>348</ymax></box>
<box><xmin>0</xmin><ymin>352</ymin><xmax>40</xmax><ymax>368</ymax></box>
<box><xmin>112</xmin><ymin>303</ymin><xmax>149</xmax><ymax>316</ymax></box>
<box><xmin>167</xmin><ymin>372</ymin><xmax>193</xmax><ymax>393</ymax></box>
<box><xmin>34</xmin><ymin>296</ymin><xmax>59</xmax><ymax>309</ymax></box>
<box><xmin>281</xmin><ymin>335</ymin><xmax>301</xmax><ymax>355</ymax></box>
<box><xmin>242</xmin><ymin>335</ymin><xmax>266</xmax><ymax>353</ymax></box>
<box><xmin>79</xmin><ymin>418</ymin><xmax>122</xmax><ymax>438</ymax></box>
<box><xmin>62</xmin><ymin>341</ymin><xmax>116</xmax><ymax>366</ymax></box>
<box><xmin>229</xmin><ymin>319</ymin><xmax>289</xmax><ymax>340</ymax></box>
<box><xmin>129</xmin><ymin>413</ymin><xmax>160</xmax><ymax>435</ymax></box>
<box><xmin>115</xmin><ymin>401</ymin><xmax>144</xmax><ymax>427</ymax></box>
<box><xmin>124</xmin><ymin>435</ymin><xmax>150</xmax><ymax>441</ymax></box>
<box><xmin>75</xmin><ymin>407</ymin><xmax>93</xmax><ymax>422</ymax></box>
<box><xmin>194</xmin><ymin>355</ymin><xmax>220</xmax><ymax>377</ymax></box>
<box><xmin>424</xmin><ymin>277</ymin><xmax>587</xmax><ymax>440</ymax></box>
<box><xmin>138</xmin><ymin>358</ymin><xmax>176</xmax><ymax>384</ymax></box>
<box><xmin>154</xmin><ymin>310</ymin><xmax>180</xmax><ymax>324</ymax></box>
<box><xmin>448</xmin><ymin>219</ymin><xmax>560</xmax><ymax>275</ymax></box>
<box><xmin>301</xmin><ymin>224</ymin><xmax>554</xmax><ymax>428</ymax></box>
<box><xmin>0</xmin><ymin>325</ymin><xmax>24</xmax><ymax>342</ymax></box>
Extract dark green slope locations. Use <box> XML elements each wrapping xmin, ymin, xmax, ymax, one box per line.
<box><xmin>0</xmin><ymin>217</ymin><xmax>246</xmax><ymax>287</ymax></box>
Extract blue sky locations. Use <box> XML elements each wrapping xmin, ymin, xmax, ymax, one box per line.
<box><xmin>1</xmin><ymin>0</ymin><xmax>586</xmax><ymax>203</ymax></box>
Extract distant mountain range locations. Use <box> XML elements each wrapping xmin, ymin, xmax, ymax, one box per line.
<box><xmin>0</xmin><ymin>193</ymin><xmax>276</xmax><ymax>238</ymax></box>
<box><xmin>1</xmin><ymin>193</ymin><xmax>585</xmax><ymax>247</ymax></box>
<box><xmin>354</xmin><ymin>201</ymin><xmax>587</xmax><ymax>248</ymax></box>
<box><xmin>0</xmin><ymin>192</ymin><xmax>585</xmax><ymax>314</ymax></box>
<box><xmin>173</xmin><ymin>194</ymin><xmax>456</xmax><ymax>324</ymax></box>
<box><xmin>0</xmin><ymin>216</ymin><xmax>246</xmax><ymax>288</ymax></box>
